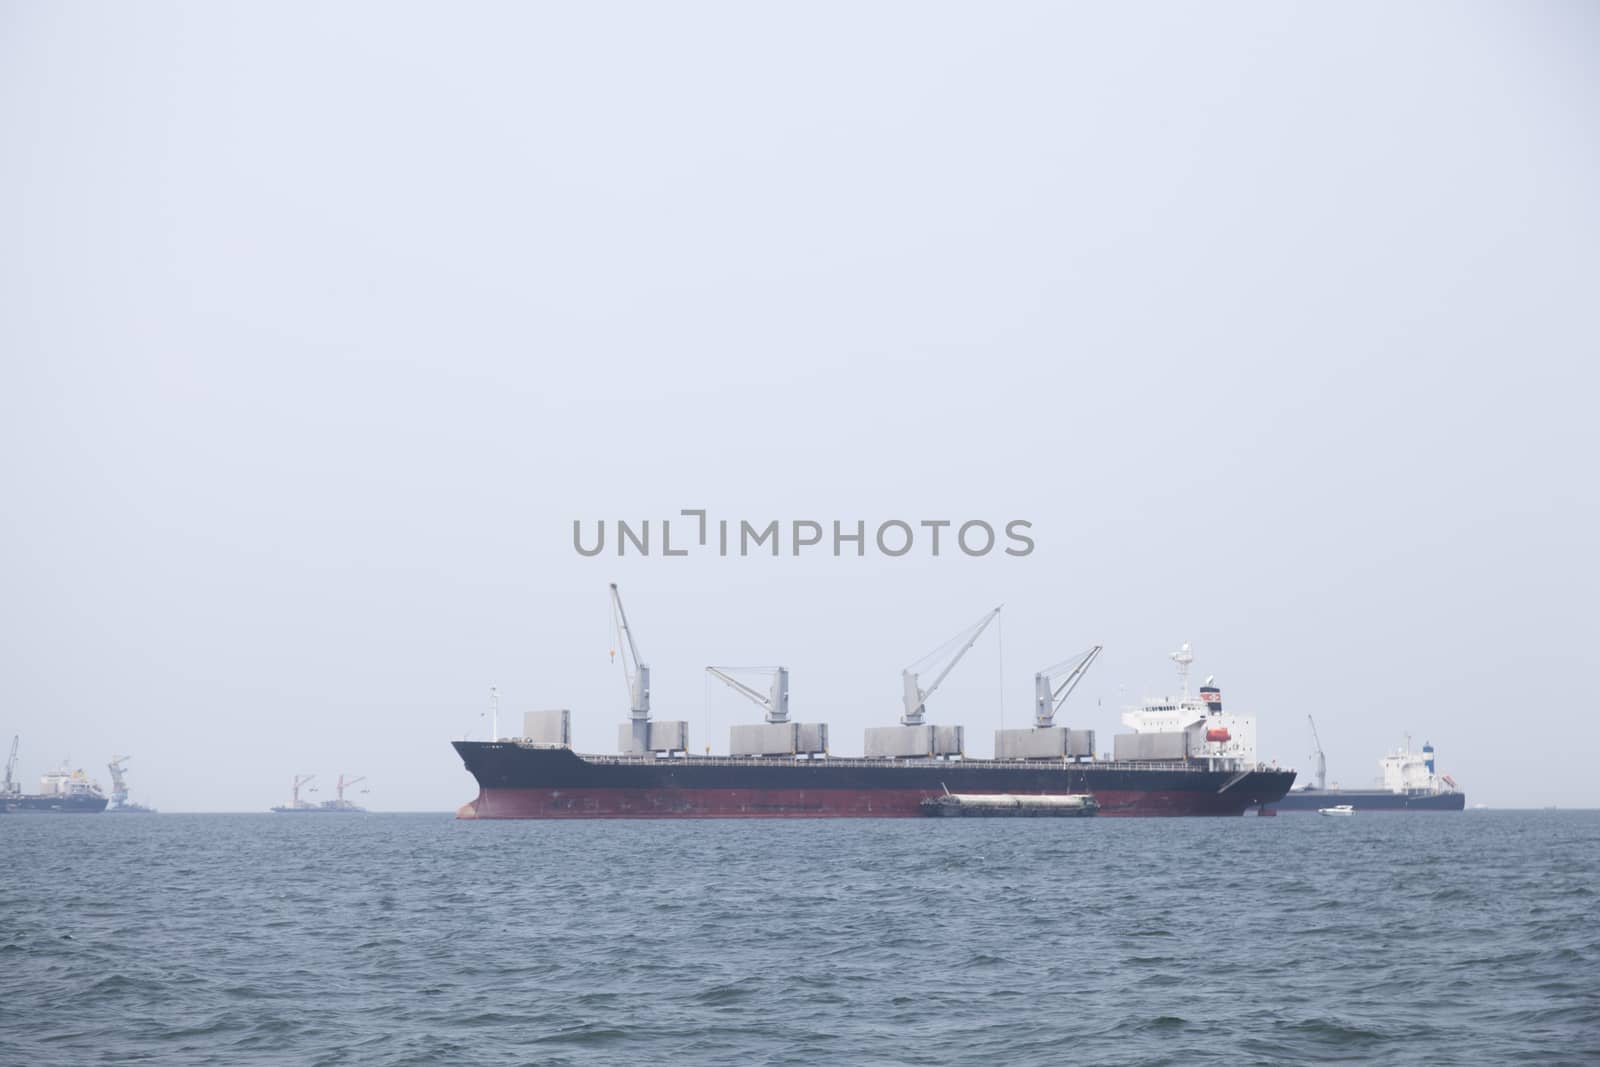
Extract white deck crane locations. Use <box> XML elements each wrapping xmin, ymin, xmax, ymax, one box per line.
<box><xmin>108</xmin><ymin>755</ymin><xmax>132</xmax><ymax>808</ymax></box>
<box><xmin>3</xmin><ymin>735</ymin><xmax>17</xmax><ymax>796</ymax></box>
<box><xmin>1033</xmin><ymin>646</ymin><xmax>1103</xmax><ymax>727</ymax></box>
<box><xmin>901</xmin><ymin>606</ymin><xmax>1002</xmax><ymax>725</ymax></box>
<box><xmin>610</xmin><ymin>583</ymin><xmax>650</xmax><ymax>719</ymax></box>
<box><xmin>336</xmin><ymin>774</ymin><xmax>367</xmax><ymax>805</ymax></box>
<box><xmin>1307</xmin><ymin>715</ymin><xmax>1327</xmax><ymax>791</ymax></box>
<box><xmin>610</xmin><ymin>583</ymin><xmax>654</xmax><ymax>753</ymax></box>
<box><xmin>290</xmin><ymin>773</ymin><xmax>316</xmax><ymax>807</ymax></box>
<box><xmin>706</xmin><ymin>666</ymin><xmax>790</xmax><ymax>723</ymax></box>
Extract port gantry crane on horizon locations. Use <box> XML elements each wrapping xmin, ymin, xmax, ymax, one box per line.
<box><xmin>108</xmin><ymin>755</ymin><xmax>131</xmax><ymax>808</ymax></box>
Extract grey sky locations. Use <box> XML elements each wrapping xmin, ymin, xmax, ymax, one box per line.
<box><xmin>2</xmin><ymin>2</ymin><xmax>1596</xmax><ymax>811</ymax></box>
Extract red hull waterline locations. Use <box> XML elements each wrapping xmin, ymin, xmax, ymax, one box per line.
<box><xmin>458</xmin><ymin>787</ymin><xmax>1262</xmax><ymax>819</ymax></box>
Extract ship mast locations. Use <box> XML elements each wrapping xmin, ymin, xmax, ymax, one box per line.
<box><xmin>2</xmin><ymin>736</ymin><xmax>17</xmax><ymax>796</ymax></box>
<box><xmin>1170</xmin><ymin>641</ymin><xmax>1195</xmax><ymax>700</ymax></box>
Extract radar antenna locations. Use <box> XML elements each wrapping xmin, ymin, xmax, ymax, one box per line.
<box><xmin>901</xmin><ymin>606</ymin><xmax>1002</xmax><ymax>725</ymax></box>
<box><xmin>1170</xmin><ymin>641</ymin><xmax>1195</xmax><ymax>700</ymax></box>
<box><xmin>1033</xmin><ymin>646</ymin><xmax>1103</xmax><ymax>727</ymax></box>
<box><xmin>706</xmin><ymin>666</ymin><xmax>790</xmax><ymax>724</ymax></box>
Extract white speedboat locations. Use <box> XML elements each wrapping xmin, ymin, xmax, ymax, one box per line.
<box><xmin>1318</xmin><ymin>804</ymin><xmax>1356</xmax><ymax>816</ymax></box>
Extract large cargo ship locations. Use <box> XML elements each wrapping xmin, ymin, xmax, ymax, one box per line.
<box><xmin>1272</xmin><ymin>735</ymin><xmax>1465</xmax><ymax>813</ymax></box>
<box><xmin>1</xmin><ymin>739</ymin><xmax>109</xmax><ymax>814</ymax></box>
<box><xmin>453</xmin><ymin>588</ymin><xmax>1296</xmax><ymax>819</ymax></box>
<box><xmin>453</xmin><ymin>744</ymin><xmax>1293</xmax><ymax>818</ymax></box>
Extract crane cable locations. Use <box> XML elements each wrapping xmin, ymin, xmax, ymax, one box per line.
<box><xmin>996</xmin><ymin>610</ymin><xmax>1006</xmax><ymax>736</ymax></box>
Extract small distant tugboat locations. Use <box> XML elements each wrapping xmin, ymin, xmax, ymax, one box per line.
<box><xmin>1</xmin><ymin>737</ymin><xmax>109</xmax><ymax>814</ymax></box>
<box><xmin>1318</xmin><ymin>804</ymin><xmax>1356</xmax><ymax>817</ymax></box>
<box><xmin>271</xmin><ymin>773</ymin><xmax>369</xmax><ymax>813</ymax></box>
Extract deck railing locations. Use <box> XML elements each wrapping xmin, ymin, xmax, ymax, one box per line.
<box><xmin>508</xmin><ymin>747</ymin><xmax>1282</xmax><ymax>776</ymax></box>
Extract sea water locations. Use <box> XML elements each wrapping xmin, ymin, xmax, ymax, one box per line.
<box><xmin>2</xmin><ymin>811</ymin><xmax>1596</xmax><ymax>1065</ymax></box>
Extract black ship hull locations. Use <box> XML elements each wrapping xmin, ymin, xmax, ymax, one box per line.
<box><xmin>0</xmin><ymin>794</ymin><xmax>109</xmax><ymax>814</ymax></box>
<box><xmin>1271</xmin><ymin>789</ymin><xmax>1466</xmax><ymax>812</ymax></box>
<box><xmin>453</xmin><ymin>742</ymin><xmax>1296</xmax><ymax>819</ymax></box>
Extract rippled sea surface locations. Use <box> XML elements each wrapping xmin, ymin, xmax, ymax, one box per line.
<box><xmin>3</xmin><ymin>811</ymin><xmax>1597</xmax><ymax>1066</ymax></box>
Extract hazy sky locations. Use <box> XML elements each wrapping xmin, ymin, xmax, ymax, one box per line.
<box><xmin>3</xmin><ymin>2</ymin><xmax>1596</xmax><ymax>811</ymax></box>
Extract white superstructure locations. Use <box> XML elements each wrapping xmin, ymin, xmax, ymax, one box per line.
<box><xmin>1379</xmin><ymin>738</ymin><xmax>1455</xmax><ymax>794</ymax></box>
<box><xmin>37</xmin><ymin>765</ymin><xmax>104</xmax><ymax>800</ymax></box>
<box><xmin>1118</xmin><ymin>642</ymin><xmax>1258</xmax><ymax>769</ymax></box>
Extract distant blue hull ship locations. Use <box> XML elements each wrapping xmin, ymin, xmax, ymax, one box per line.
<box><xmin>1273</xmin><ymin>789</ymin><xmax>1465</xmax><ymax>812</ymax></box>
<box><xmin>1270</xmin><ymin>738</ymin><xmax>1465</xmax><ymax>813</ymax></box>
<box><xmin>1</xmin><ymin>793</ymin><xmax>109</xmax><ymax>814</ymax></box>
<box><xmin>0</xmin><ymin>740</ymin><xmax>110</xmax><ymax>813</ymax></box>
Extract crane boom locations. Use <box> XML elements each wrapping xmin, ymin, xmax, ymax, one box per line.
<box><xmin>337</xmin><ymin>774</ymin><xmax>367</xmax><ymax>802</ymax></box>
<box><xmin>610</xmin><ymin>583</ymin><xmax>651</xmax><ymax>721</ymax></box>
<box><xmin>3</xmin><ymin>735</ymin><xmax>17</xmax><ymax>796</ymax></box>
<box><xmin>706</xmin><ymin>666</ymin><xmax>790</xmax><ymax>724</ymax></box>
<box><xmin>1307</xmin><ymin>714</ymin><xmax>1327</xmax><ymax>791</ymax></box>
<box><xmin>1033</xmin><ymin>646</ymin><xmax>1103</xmax><ymax>727</ymax></box>
<box><xmin>901</xmin><ymin>606</ymin><xmax>1002</xmax><ymax>725</ymax></box>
